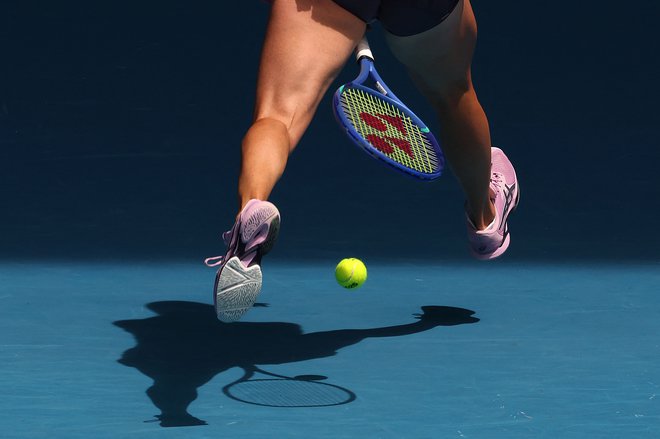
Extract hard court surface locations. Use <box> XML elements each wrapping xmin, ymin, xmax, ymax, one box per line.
<box><xmin>2</xmin><ymin>1</ymin><xmax>660</xmax><ymax>437</ymax></box>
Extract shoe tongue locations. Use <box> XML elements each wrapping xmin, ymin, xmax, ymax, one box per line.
<box><xmin>223</xmin><ymin>221</ymin><xmax>239</xmax><ymax>246</ymax></box>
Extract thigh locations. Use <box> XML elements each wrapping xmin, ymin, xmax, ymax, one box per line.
<box><xmin>255</xmin><ymin>0</ymin><xmax>366</xmax><ymax>149</ymax></box>
<box><xmin>383</xmin><ymin>0</ymin><xmax>477</xmax><ymax>97</ymax></box>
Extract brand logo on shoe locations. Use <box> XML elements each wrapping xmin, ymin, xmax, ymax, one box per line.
<box><xmin>499</xmin><ymin>183</ymin><xmax>516</xmax><ymax>229</ymax></box>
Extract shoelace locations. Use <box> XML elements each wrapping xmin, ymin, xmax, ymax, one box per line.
<box><xmin>204</xmin><ymin>230</ymin><xmax>234</xmax><ymax>267</ymax></box>
<box><xmin>489</xmin><ymin>172</ymin><xmax>504</xmax><ymax>200</ymax></box>
<box><xmin>204</xmin><ymin>256</ymin><xmax>224</xmax><ymax>267</ymax></box>
<box><xmin>490</xmin><ymin>172</ymin><xmax>503</xmax><ymax>188</ymax></box>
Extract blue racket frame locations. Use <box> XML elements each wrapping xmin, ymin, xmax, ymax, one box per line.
<box><xmin>333</xmin><ymin>56</ymin><xmax>445</xmax><ymax>181</ymax></box>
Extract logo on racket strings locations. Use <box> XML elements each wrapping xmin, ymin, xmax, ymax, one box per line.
<box><xmin>359</xmin><ymin>112</ymin><xmax>414</xmax><ymax>159</ymax></box>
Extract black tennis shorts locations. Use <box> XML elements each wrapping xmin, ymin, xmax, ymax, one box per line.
<box><xmin>332</xmin><ymin>0</ymin><xmax>461</xmax><ymax>36</ymax></box>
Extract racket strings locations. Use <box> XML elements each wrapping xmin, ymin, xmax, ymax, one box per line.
<box><xmin>339</xmin><ymin>88</ymin><xmax>440</xmax><ymax>174</ymax></box>
<box><xmin>226</xmin><ymin>378</ymin><xmax>354</xmax><ymax>408</ymax></box>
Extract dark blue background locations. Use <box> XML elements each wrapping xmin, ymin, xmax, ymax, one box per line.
<box><xmin>2</xmin><ymin>0</ymin><xmax>659</xmax><ymax>262</ymax></box>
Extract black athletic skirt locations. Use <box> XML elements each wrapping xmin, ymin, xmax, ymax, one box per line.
<box><xmin>332</xmin><ymin>0</ymin><xmax>461</xmax><ymax>36</ymax></box>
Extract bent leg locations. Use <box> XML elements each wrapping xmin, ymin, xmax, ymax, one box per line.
<box><xmin>384</xmin><ymin>0</ymin><xmax>494</xmax><ymax>229</ymax></box>
<box><xmin>237</xmin><ymin>0</ymin><xmax>366</xmax><ymax>210</ymax></box>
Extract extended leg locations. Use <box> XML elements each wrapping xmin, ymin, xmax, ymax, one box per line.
<box><xmin>385</xmin><ymin>0</ymin><xmax>494</xmax><ymax>229</ymax></box>
<box><xmin>212</xmin><ymin>0</ymin><xmax>367</xmax><ymax>322</ymax></box>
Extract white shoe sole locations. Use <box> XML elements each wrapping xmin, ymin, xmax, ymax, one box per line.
<box><xmin>215</xmin><ymin>256</ymin><xmax>262</xmax><ymax>323</ymax></box>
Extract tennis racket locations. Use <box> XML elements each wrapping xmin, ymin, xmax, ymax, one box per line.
<box><xmin>223</xmin><ymin>366</ymin><xmax>356</xmax><ymax>408</ymax></box>
<box><xmin>333</xmin><ymin>36</ymin><xmax>445</xmax><ymax>180</ymax></box>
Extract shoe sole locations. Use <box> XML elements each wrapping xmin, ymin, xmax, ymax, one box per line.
<box><xmin>215</xmin><ymin>256</ymin><xmax>262</xmax><ymax>323</ymax></box>
<box><xmin>215</xmin><ymin>201</ymin><xmax>280</xmax><ymax>322</ymax></box>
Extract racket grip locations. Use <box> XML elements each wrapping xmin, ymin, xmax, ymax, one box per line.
<box><xmin>355</xmin><ymin>36</ymin><xmax>374</xmax><ymax>61</ymax></box>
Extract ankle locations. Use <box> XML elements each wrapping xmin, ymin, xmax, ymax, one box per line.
<box><xmin>238</xmin><ymin>195</ymin><xmax>265</xmax><ymax>214</ymax></box>
<box><xmin>467</xmin><ymin>201</ymin><xmax>496</xmax><ymax>231</ymax></box>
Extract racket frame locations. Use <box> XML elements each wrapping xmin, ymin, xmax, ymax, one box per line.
<box><xmin>332</xmin><ymin>37</ymin><xmax>444</xmax><ymax>181</ymax></box>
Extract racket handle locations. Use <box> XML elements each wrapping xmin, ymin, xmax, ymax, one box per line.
<box><xmin>355</xmin><ymin>36</ymin><xmax>374</xmax><ymax>62</ymax></box>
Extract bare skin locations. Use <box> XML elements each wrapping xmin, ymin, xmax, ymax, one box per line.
<box><xmin>238</xmin><ymin>0</ymin><xmax>365</xmax><ymax>209</ymax></box>
<box><xmin>238</xmin><ymin>0</ymin><xmax>494</xmax><ymax>229</ymax></box>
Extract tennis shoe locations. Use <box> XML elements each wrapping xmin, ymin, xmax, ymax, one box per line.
<box><xmin>205</xmin><ymin>199</ymin><xmax>280</xmax><ymax>322</ymax></box>
<box><xmin>466</xmin><ymin>147</ymin><xmax>520</xmax><ymax>260</ymax></box>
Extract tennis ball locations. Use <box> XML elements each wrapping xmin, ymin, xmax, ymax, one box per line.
<box><xmin>335</xmin><ymin>258</ymin><xmax>367</xmax><ymax>289</ymax></box>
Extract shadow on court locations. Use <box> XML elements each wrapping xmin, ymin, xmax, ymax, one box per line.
<box><xmin>114</xmin><ymin>301</ymin><xmax>479</xmax><ymax>427</ymax></box>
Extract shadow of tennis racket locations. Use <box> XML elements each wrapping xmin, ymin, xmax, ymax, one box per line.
<box><xmin>223</xmin><ymin>366</ymin><xmax>356</xmax><ymax>408</ymax></box>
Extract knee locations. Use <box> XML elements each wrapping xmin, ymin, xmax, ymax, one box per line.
<box><xmin>418</xmin><ymin>73</ymin><xmax>474</xmax><ymax>110</ymax></box>
<box><xmin>255</xmin><ymin>98</ymin><xmax>296</xmax><ymax>130</ymax></box>
<box><xmin>254</xmin><ymin>88</ymin><xmax>323</xmax><ymax>147</ymax></box>
<box><xmin>439</xmin><ymin>76</ymin><xmax>473</xmax><ymax>105</ymax></box>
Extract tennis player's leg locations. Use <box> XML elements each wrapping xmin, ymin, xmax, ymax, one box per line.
<box><xmin>385</xmin><ymin>0</ymin><xmax>519</xmax><ymax>259</ymax></box>
<box><xmin>210</xmin><ymin>0</ymin><xmax>366</xmax><ymax>322</ymax></box>
<box><xmin>238</xmin><ymin>0</ymin><xmax>366</xmax><ymax>210</ymax></box>
<box><xmin>384</xmin><ymin>0</ymin><xmax>493</xmax><ymax>229</ymax></box>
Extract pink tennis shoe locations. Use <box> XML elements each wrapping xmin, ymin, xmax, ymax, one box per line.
<box><xmin>466</xmin><ymin>147</ymin><xmax>520</xmax><ymax>260</ymax></box>
<box><xmin>205</xmin><ymin>199</ymin><xmax>280</xmax><ymax>322</ymax></box>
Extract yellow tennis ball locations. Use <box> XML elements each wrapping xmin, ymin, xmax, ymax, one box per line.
<box><xmin>335</xmin><ymin>258</ymin><xmax>367</xmax><ymax>289</ymax></box>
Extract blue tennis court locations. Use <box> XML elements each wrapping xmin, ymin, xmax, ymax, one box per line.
<box><xmin>2</xmin><ymin>1</ymin><xmax>660</xmax><ymax>438</ymax></box>
<box><xmin>2</xmin><ymin>261</ymin><xmax>660</xmax><ymax>437</ymax></box>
